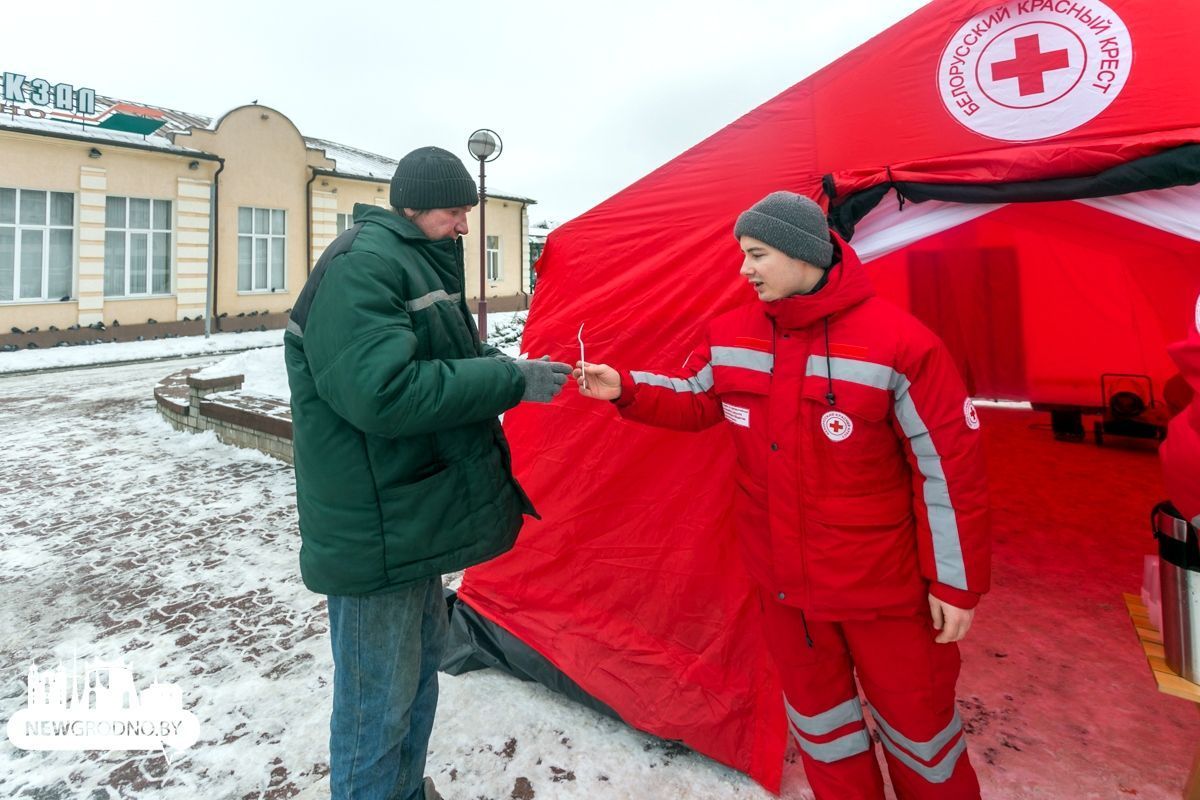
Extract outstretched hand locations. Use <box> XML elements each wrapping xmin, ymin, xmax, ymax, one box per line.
<box><xmin>573</xmin><ymin>362</ymin><xmax>622</xmax><ymax>401</ymax></box>
<box><xmin>513</xmin><ymin>356</ymin><xmax>572</xmax><ymax>403</ymax></box>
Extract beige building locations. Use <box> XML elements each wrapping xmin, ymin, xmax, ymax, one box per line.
<box><xmin>0</xmin><ymin>80</ymin><xmax>534</xmax><ymax>348</ymax></box>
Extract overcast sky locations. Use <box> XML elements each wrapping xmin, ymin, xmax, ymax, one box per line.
<box><xmin>9</xmin><ymin>1</ymin><xmax>927</xmax><ymax>224</ymax></box>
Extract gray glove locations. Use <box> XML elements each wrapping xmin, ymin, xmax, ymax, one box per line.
<box><xmin>513</xmin><ymin>356</ymin><xmax>572</xmax><ymax>403</ymax></box>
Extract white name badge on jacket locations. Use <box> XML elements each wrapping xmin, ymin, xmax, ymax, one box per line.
<box><xmin>722</xmin><ymin>403</ymin><xmax>750</xmax><ymax>428</ymax></box>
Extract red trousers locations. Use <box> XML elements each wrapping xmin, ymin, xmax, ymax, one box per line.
<box><xmin>761</xmin><ymin>596</ymin><xmax>980</xmax><ymax>800</ymax></box>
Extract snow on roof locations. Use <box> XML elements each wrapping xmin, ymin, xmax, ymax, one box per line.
<box><xmin>304</xmin><ymin>137</ymin><xmax>536</xmax><ymax>203</ymax></box>
<box><xmin>304</xmin><ymin>137</ymin><xmax>396</xmax><ymax>181</ymax></box>
<box><xmin>0</xmin><ymin>94</ymin><xmax>213</xmax><ymax>156</ymax></box>
<box><xmin>1</xmin><ymin>93</ymin><xmax>535</xmax><ymax>202</ymax></box>
<box><xmin>528</xmin><ymin>219</ymin><xmax>561</xmax><ymax>240</ymax></box>
<box><xmin>488</xmin><ymin>188</ymin><xmax>537</xmax><ymax>205</ymax></box>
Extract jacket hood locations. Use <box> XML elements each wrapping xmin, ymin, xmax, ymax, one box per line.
<box><xmin>763</xmin><ymin>233</ymin><xmax>874</xmax><ymax>330</ymax></box>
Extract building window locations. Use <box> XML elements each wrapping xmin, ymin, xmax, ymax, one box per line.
<box><xmin>238</xmin><ymin>207</ymin><xmax>286</xmax><ymax>292</ymax></box>
<box><xmin>104</xmin><ymin>197</ymin><xmax>172</xmax><ymax>297</ymax></box>
<box><xmin>336</xmin><ymin>213</ymin><xmax>352</xmax><ymax>235</ymax></box>
<box><xmin>486</xmin><ymin>235</ymin><xmax>501</xmax><ymax>282</ymax></box>
<box><xmin>0</xmin><ymin>188</ymin><xmax>74</xmax><ymax>303</ymax></box>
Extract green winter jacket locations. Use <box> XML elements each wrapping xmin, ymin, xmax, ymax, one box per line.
<box><xmin>284</xmin><ymin>203</ymin><xmax>535</xmax><ymax>596</ymax></box>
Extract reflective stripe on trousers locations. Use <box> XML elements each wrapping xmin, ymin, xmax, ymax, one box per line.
<box><xmin>784</xmin><ymin>694</ymin><xmax>873</xmax><ymax>764</ymax></box>
<box><xmin>870</xmin><ymin>704</ymin><xmax>967</xmax><ymax>785</ymax></box>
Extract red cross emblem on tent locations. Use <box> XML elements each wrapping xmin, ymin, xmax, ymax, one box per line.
<box><xmin>990</xmin><ymin>34</ymin><xmax>1070</xmax><ymax>97</ymax></box>
<box><xmin>977</xmin><ymin>24</ymin><xmax>1085</xmax><ymax>111</ymax></box>
<box><xmin>821</xmin><ymin>411</ymin><xmax>854</xmax><ymax>442</ymax></box>
<box><xmin>937</xmin><ymin>0</ymin><xmax>1132</xmax><ymax>142</ymax></box>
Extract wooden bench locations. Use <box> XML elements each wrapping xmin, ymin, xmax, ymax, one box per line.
<box><xmin>1124</xmin><ymin>593</ymin><xmax>1200</xmax><ymax>799</ymax></box>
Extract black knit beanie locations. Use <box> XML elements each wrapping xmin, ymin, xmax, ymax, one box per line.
<box><xmin>390</xmin><ymin>146</ymin><xmax>478</xmax><ymax>210</ymax></box>
<box><xmin>733</xmin><ymin>191</ymin><xmax>833</xmax><ymax>268</ymax></box>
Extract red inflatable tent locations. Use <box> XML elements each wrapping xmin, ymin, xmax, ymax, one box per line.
<box><xmin>454</xmin><ymin>0</ymin><xmax>1200</xmax><ymax>791</ymax></box>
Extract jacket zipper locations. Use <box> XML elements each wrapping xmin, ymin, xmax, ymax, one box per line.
<box><xmin>772</xmin><ymin>318</ymin><xmax>815</xmax><ymax>619</ymax></box>
<box><xmin>798</xmin><ymin>327</ymin><xmax>814</xmax><ymax>614</ymax></box>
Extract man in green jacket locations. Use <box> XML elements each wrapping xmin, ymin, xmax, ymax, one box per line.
<box><xmin>285</xmin><ymin>145</ymin><xmax>570</xmax><ymax>800</ymax></box>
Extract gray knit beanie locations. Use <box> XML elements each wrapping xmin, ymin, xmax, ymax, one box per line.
<box><xmin>390</xmin><ymin>146</ymin><xmax>478</xmax><ymax>210</ymax></box>
<box><xmin>733</xmin><ymin>191</ymin><xmax>833</xmax><ymax>268</ymax></box>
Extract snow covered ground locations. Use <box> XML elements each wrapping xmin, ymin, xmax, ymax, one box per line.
<box><xmin>2</xmin><ymin>318</ymin><xmax>1198</xmax><ymax>800</ymax></box>
<box><xmin>0</xmin><ymin>357</ymin><xmax>771</xmax><ymax>800</ymax></box>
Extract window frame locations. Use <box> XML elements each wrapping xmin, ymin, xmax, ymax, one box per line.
<box><xmin>237</xmin><ymin>206</ymin><xmax>287</xmax><ymax>293</ymax></box>
<box><xmin>0</xmin><ymin>187</ymin><xmax>76</xmax><ymax>304</ymax></box>
<box><xmin>485</xmin><ymin>234</ymin><xmax>502</xmax><ymax>282</ymax></box>
<box><xmin>103</xmin><ymin>196</ymin><xmax>174</xmax><ymax>299</ymax></box>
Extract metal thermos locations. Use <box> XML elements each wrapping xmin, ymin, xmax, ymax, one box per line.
<box><xmin>1154</xmin><ymin>503</ymin><xmax>1200</xmax><ymax>684</ymax></box>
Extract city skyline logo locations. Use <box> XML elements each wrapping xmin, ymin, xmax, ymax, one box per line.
<box><xmin>6</xmin><ymin>652</ymin><xmax>200</xmax><ymax>755</ymax></box>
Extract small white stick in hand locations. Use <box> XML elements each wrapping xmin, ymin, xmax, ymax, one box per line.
<box><xmin>577</xmin><ymin>322</ymin><xmax>587</xmax><ymax>390</ymax></box>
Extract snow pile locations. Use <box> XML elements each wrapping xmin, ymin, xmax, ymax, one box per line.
<box><xmin>0</xmin><ymin>330</ymin><xmax>285</xmax><ymax>374</ymax></box>
<box><xmin>192</xmin><ymin>347</ymin><xmax>289</xmax><ymax>401</ymax></box>
<box><xmin>489</xmin><ymin>311</ymin><xmax>527</xmax><ymax>355</ymax></box>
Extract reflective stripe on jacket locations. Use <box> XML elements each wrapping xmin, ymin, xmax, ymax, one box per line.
<box><xmin>616</xmin><ymin>235</ymin><xmax>990</xmax><ymax>618</ymax></box>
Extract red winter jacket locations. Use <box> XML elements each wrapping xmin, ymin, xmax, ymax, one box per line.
<box><xmin>1160</xmin><ymin>293</ymin><xmax>1200</xmax><ymax>526</ymax></box>
<box><xmin>615</xmin><ymin>237</ymin><xmax>990</xmax><ymax>620</ymax></box>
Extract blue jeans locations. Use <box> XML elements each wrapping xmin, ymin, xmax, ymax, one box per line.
<box><xmin>327</xmin><ymin>578</ymin><xmax>448</xmax><ymax>800</ymax></box>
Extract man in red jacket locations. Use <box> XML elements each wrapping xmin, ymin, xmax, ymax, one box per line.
<box><xmin>575</xmin><ymin>191</ymin><xmax>990</xmax><ymax>800</ymax></box>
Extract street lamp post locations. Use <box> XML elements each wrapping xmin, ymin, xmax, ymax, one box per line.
<box><xmin>467</xmin><ymin>128</ymin><xmax>502</xmax><ymax>342</ymax></box>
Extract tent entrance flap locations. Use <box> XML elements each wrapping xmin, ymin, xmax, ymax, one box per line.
<box><xmin>827</xmin><ymin>143</ymin><xmax>1200</xmax><ymax>240</ymax></box>
<box><xmin>855</xmin><ymin>199</ymin><xmax>1200</xmax><ymax>407</ymax></box>
<box><xmin>906</xmin><ymin>247</ymin><xmax>1028</xmax><ymax>401</ymax></box>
